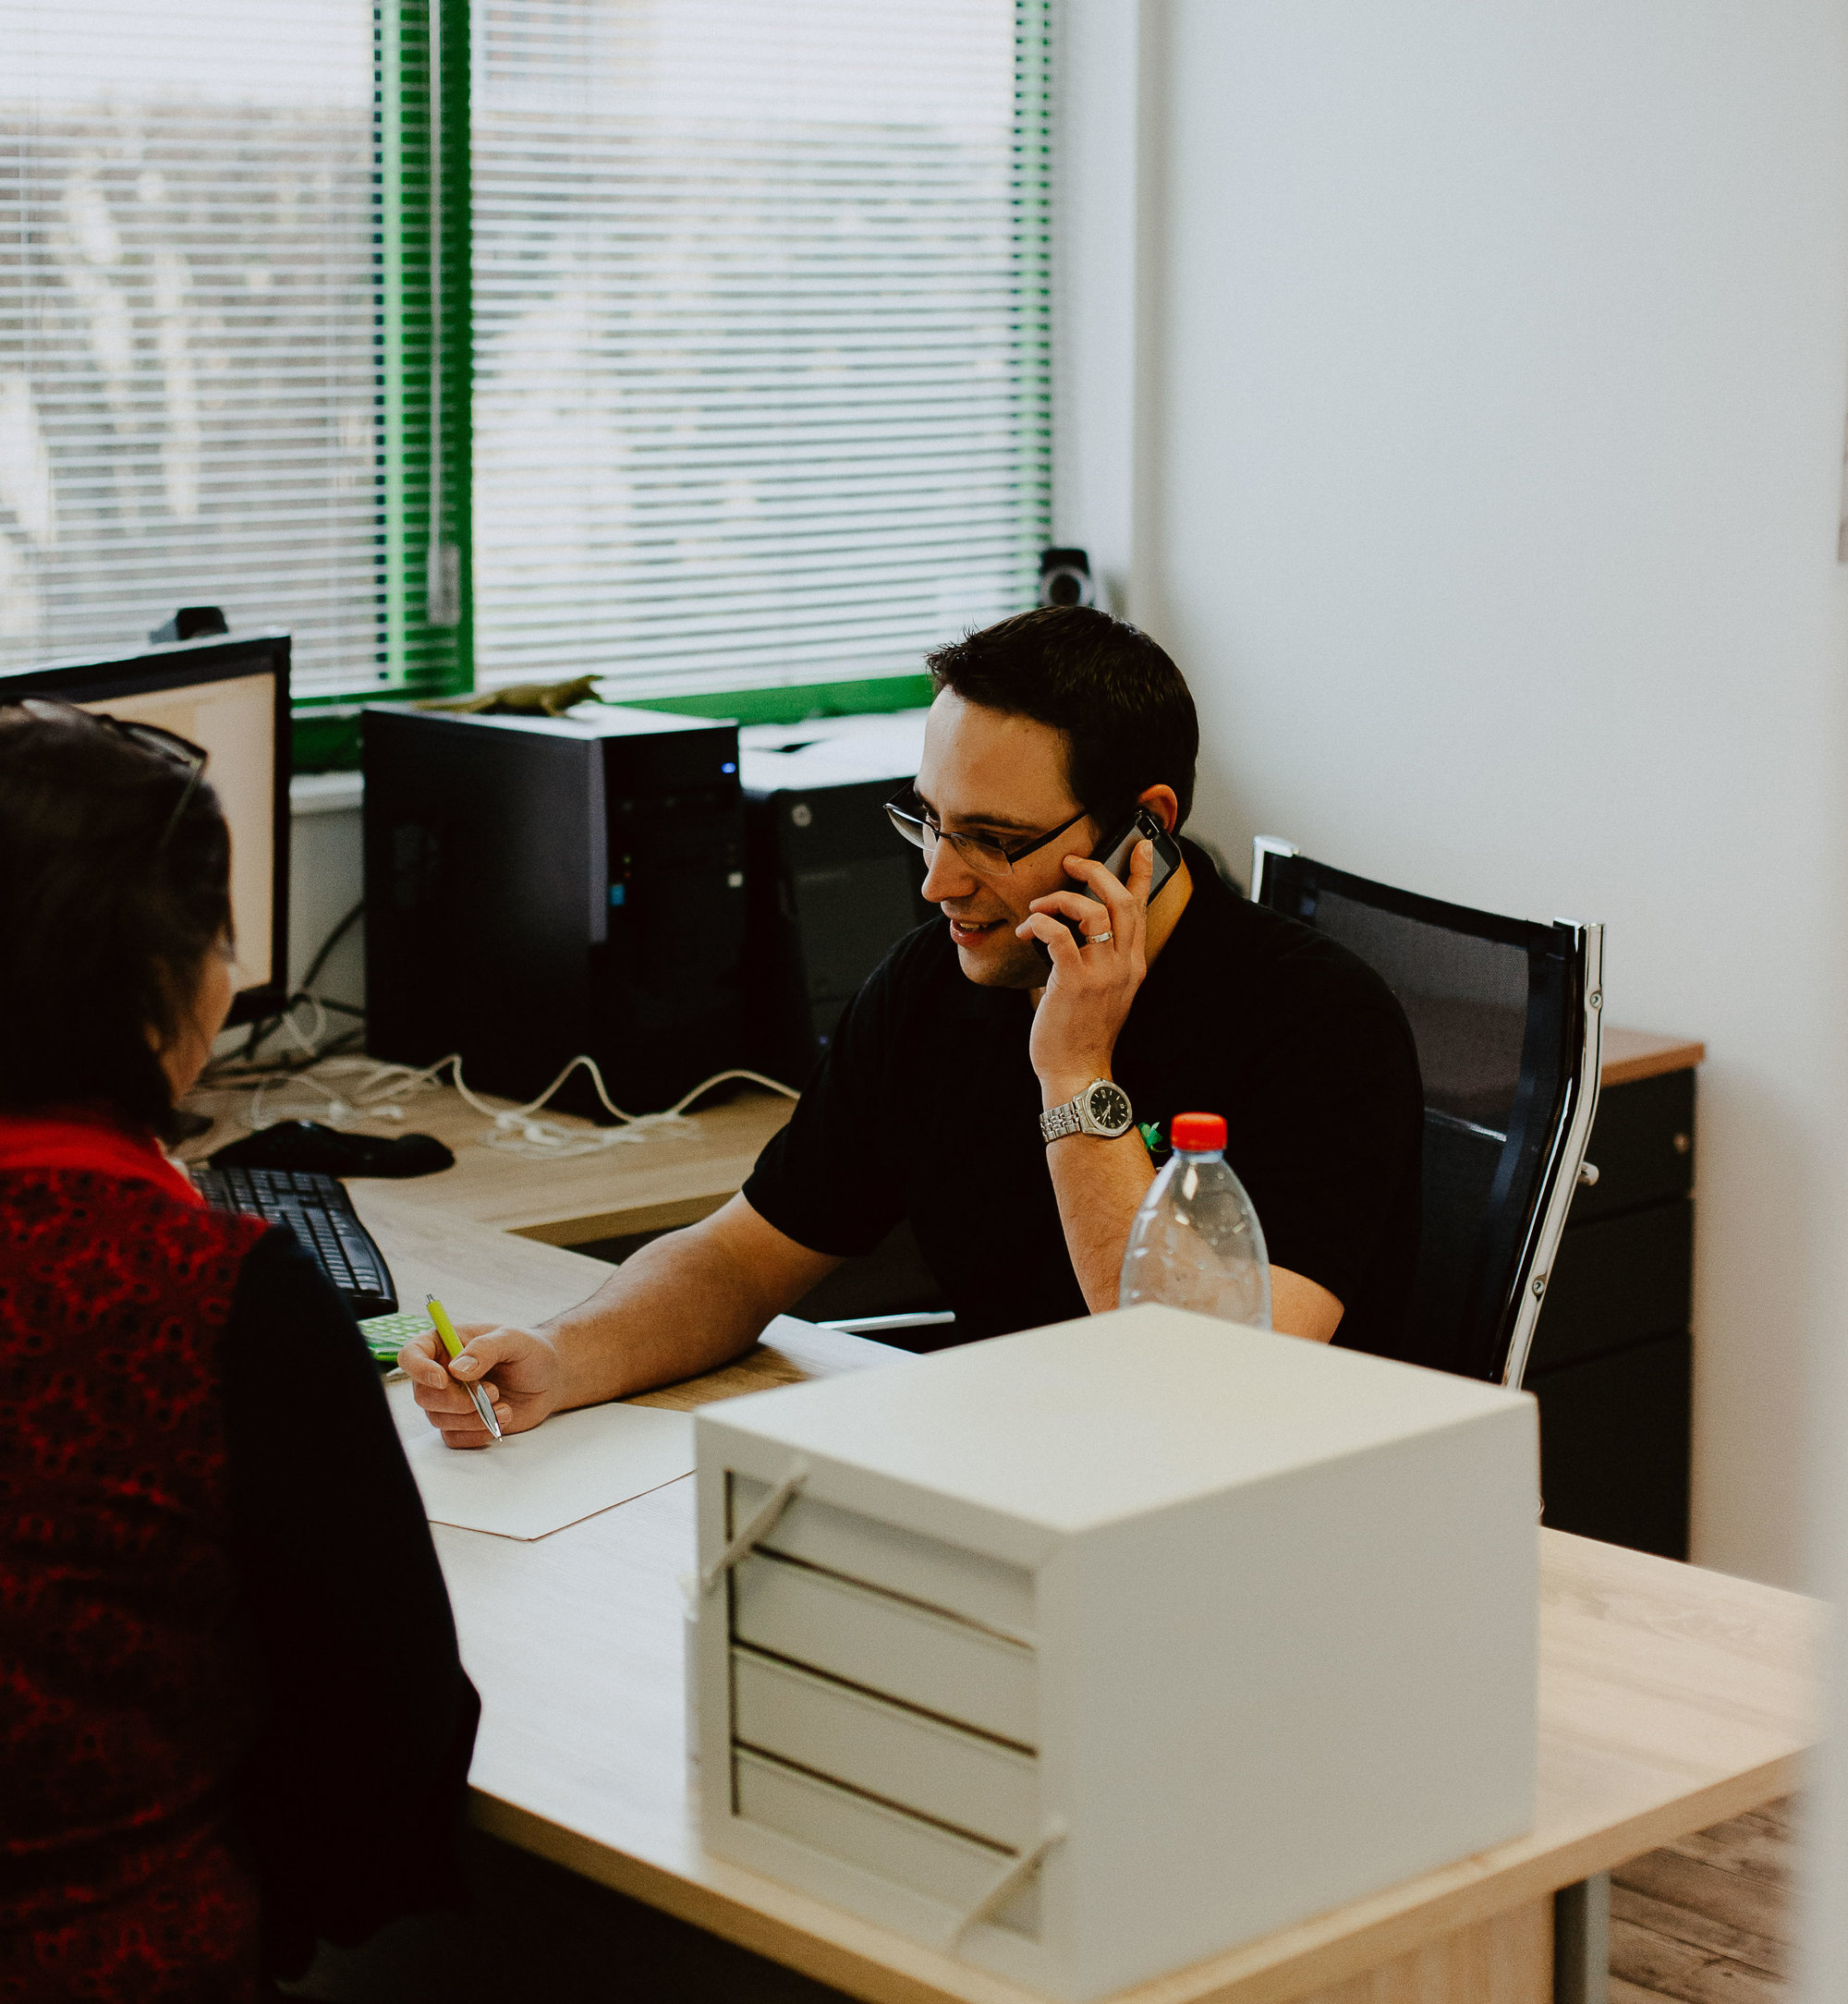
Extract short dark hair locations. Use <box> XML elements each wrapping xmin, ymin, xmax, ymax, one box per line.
<box><xmin>0</xmin><ymin>702</ymin><xmax>231</xmax><ymax>1141</ymax></box>
<box><xmin>925</xmin><ymin>606</ymin><xmax>1200</xmax><ymax>829</ymax></box>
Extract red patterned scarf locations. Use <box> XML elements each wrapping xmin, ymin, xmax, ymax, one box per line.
<box><xmin>0</xmin><ymin>1108</ymin><xmax>202</xmax><ymax>1207</ymax></box>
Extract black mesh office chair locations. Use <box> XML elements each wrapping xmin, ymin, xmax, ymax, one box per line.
<box><xmin>1252</xmin><ymin>839</ymin><xmax>1602</xmax><ymax>1388</ymax></box>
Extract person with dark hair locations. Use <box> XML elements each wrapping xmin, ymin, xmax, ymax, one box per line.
<box><xmin>400</xmin><ymin>607</ymin><xmax>1423</xmax><ymax>1449</ymax></box>
<box><xmin>0</xmin><ymin>700</ymin><xmax>479</xmax><ymax>2002</ymax></box>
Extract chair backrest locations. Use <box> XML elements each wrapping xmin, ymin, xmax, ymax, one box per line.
<box><xmin>1252</xmin><ymin>838</ymin><xmax>1602</xmax><ymax>1388</ymax></box>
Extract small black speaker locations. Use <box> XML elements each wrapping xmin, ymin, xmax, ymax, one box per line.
<box><xmin>1038</xmin><ymin>548</ymin><xmax>1095</xmax><ymax>609</ymax></box>
<box><xmin>149</xmin><ymin>605</ymin><xmax>229</xmax><ymax>644</ymax></box>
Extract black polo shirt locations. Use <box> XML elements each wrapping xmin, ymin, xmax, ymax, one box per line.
<box><xmin>744</xmin><ymin>841</ymin><xmax>1424</xmax><ymax>1356</ymax></box>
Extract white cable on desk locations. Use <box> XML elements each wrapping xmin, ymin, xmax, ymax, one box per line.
<box><xmin>280</xmin><ymin>992</ymin><xmax>328</xmax><ymax>1061</ymax></box>
<box><xmin>388</xmin><ymin>1051</ymin><xmax>801</xmax><ymax>1160</ymax></box>
<box><xmin>235</xmin><ymin>1050</ymin><xmax>800</xmax><ymax>1160</ymax></box>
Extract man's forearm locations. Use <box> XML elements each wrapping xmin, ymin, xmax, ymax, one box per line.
<box><xmin>1043</xmin><ymin>1130</ymin><xmax>1158</xmax><ymax>1313</ymax></box>
<box><xmin>538</xmin><ymin>1220</ymin><xmax>790</xmax><ymax>1408</ymax></box>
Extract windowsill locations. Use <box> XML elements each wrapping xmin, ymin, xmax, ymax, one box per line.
<box><xmin>291</xmin><ymin>771</ymin><xmax>363</xmax><ymax>816</ymax></box>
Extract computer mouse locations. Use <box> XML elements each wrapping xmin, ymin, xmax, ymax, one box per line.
<box><xmin>209</xmin><ymin>1121</ymin><xmax>456</xmax><ymax>1180</ymax></box>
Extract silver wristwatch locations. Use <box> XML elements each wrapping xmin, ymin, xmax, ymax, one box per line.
<box><xmin>1040</xmin><ymin>1078</ymin><xmax>1135</xmax><ymax>1144</ymax></box>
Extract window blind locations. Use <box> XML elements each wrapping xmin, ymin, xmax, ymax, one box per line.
<box><xmin>470</xmin><ymin>0</ymin><xmax>1052</xmax><ymax>698</ymax></box>
<box><xmin>0</xmin><ymin>1</ymin><xmax>383</xmax><ymax>694</ymax></box>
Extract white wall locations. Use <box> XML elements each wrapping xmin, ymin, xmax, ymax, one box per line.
<box><xmin>1118</xmin><ymin>0</ymin><xmax>1848</xmax><ymax>1588</ymax></box>
<box><xmin>287</xmin><ymin>774</ymin><xmax>365</xmax><ymax>1013</ymax></box>
<box><xmin>1052</xmin><ymin>0</ymin><xmax>1139</xmax><ymax>604</ymax></box>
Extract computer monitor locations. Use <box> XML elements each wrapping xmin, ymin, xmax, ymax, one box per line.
<box><xmin>0</xmin><ymin>631</ymin><xmax>291</xmax><ymax>1025</ymax></box>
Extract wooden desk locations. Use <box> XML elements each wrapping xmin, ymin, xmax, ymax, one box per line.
<box><xmin>346</xmin><ymin>1184</ymin><xmax>857</xmax><ymax>1411</ymax></box>
<box><xmin>194</xmin><ymin>1027</ymin><xmax>1699</xmax><ymax>1257</ymax></box>
<box><xmin>183</xmin><ymin>1070</ymin><xmax>796</xmax><ymax>1247</ymax></box>
<box><xmin>356</xmin><ymin>1187</ymin><xmax>1817</xmax><ymax>2004</ymax></box>
<box><xmin>1595</xmin><ymin>1027</ymin><xmax>1705</xmax><ymax>1089</ymax></box>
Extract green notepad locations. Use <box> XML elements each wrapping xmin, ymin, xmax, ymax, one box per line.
<box><xmin>359</xmin><ymin>1308</ymin><xmax>434</xmax><ymax>1370</ymax></box>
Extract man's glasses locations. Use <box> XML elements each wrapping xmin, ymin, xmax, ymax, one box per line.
<box><xmin>20</xmin><ymin>698</ymin><xmax>208</xmax><ymax>849</ymax></box>
<box><xmin>883</xmin><ymin>785</ymin><xmax>1089</xmax><ymax>880</ymax></box>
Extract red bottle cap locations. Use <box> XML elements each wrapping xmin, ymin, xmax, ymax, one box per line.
<box><xmin>1169</xmin><ymin>1111</ymin><xmax>1226</xmax><ymax>1152</ymax></box>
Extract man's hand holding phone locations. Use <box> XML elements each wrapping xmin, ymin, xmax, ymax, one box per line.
<box><xmin>1019</xmin><ymin>832</ymin><xmax>1158</xmax><ymax>1102</ymax></box>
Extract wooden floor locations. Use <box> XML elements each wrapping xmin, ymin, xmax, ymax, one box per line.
<box><xmin>1611</xmin><ymin>1796</ymin><xmax>1795</xmax><ymax>2003</ymax></box>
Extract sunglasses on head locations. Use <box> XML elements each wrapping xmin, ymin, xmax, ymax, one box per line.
<box><xmin>20</xmin><ymin>698</ymin><xmax>209</xmax><ymax>849</ymax></box>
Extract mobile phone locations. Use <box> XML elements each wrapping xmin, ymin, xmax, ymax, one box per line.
<box><xmin>1033</xmin><ymin>808</ymin><xmax>1184</xmax><ymax>966</ymax></box>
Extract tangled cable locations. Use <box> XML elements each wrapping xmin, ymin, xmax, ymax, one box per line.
<box><xmin>237</xmin><ymin>1051</ymin><xmax>799</xmax><ymax>1160</ymax></box>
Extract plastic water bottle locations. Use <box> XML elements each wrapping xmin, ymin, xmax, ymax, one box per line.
<box><xmin>1118</xmin><ymin>1111</ymin><xmax>1272</xmax><ymax>1329</ymax></box>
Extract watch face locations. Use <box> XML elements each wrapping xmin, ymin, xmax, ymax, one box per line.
<box><xmin>1088</xmin><ymin>1083</ymin><xmax>1131</xmax><ymax>1132</ymax></box>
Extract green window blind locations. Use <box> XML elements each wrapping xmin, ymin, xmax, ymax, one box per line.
<box><xmin>469</xmin><ymin>0</ymin><xmax>1052</xmax><ymax>699</ymax></box>
<box><xmin>377</xmin><ymin>0</ymin><xmax>471</xmax><ymax>703</ymax></box>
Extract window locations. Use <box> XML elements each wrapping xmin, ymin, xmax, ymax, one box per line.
<box><xmin>470</xmin><ymin>0</ymin><xmax>1052</xmax><ymax>698</ymax></box>
<box><xmin>1</xmin><ymin>1</ymin><xmax>1052</xmax><ymax>712</ymax></box>
<box><xmin>0</xmin><ymin>1</ymin><xmax>395</xmax><ymax>695</ymax></box>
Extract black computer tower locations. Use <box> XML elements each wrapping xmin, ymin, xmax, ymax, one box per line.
<box><xmin>364</xmin><ymin>704</ymin><xmax>746</xmax><ymax>1115</ymax></box>
<box><xmin>741</xmin><ymin>742</ymin><xmax>937</xmax><ymax>1089</ymax></box>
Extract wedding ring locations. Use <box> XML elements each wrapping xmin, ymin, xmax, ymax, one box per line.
<box><xmin>1084</xmin><ymin>930</ymin><xmax>1113</xmax><ymax>945</ymax></box>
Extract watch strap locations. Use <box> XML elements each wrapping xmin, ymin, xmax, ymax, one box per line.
<box><xmin>1040</xmin><ymin>1098</ymin><xmax>1084</xmax><ymax>1143</ymax></box>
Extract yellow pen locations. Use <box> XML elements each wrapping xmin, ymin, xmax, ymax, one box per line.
<box><xmin>426</xmin><ymin>1292</ymin><xmax>503</xmax><ymax>1442</ymax></box>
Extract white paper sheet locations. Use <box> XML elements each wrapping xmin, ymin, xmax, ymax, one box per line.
<box><xmin>387</xmin><ymin>1377</ymin><xmax>694</xmax><ymax>1540</ymax></box>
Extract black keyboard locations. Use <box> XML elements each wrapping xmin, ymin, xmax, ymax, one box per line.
<box><xmin>194</xmin><ymin>1165</ymin><xmax>399</xmax><ymax>1318</ymax></box>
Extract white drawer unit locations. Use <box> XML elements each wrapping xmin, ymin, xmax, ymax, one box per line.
<box><xmin>695</xmin><ymin>1304</ymin><xmax>1539</xmax><ymax>2002</ymax></box>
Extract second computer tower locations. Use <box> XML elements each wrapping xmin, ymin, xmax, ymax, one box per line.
<box><xmin>739</xmin><ymin>715</ymin><xmax>936</xmax><ymax>1088</ymax></box>
<box><xmin>363</xmin><ymin>703</ymin><xmax>746</xmax><ymax>1115</ymax></box>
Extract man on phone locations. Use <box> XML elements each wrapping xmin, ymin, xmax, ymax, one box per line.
<box><xmin>402</xmin><ymin>607</ymin><xmax>1424</xmax><ymax>1448</ymax></box>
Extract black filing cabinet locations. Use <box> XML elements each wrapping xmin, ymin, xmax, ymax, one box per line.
<box><xmin>1526</xmin><ymin>1066</ymin><xmax>1696</xmax><ymax>1560</ymax></box>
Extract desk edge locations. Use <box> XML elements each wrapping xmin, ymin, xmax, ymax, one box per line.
<box><xmin>468</xmin><ymin>1748</ymin><xmax>1809</xmax><ymax>2004</ymax></box>
<box><xmin>1599</xmin><ymin>1036</ymin><xmax>1706</xmax><ymax>1088</ymax></box>
<box><xmin>509</xmin><ymin>1193</ymin><xmax>729</xmax><ymax>1246</ymax></box>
